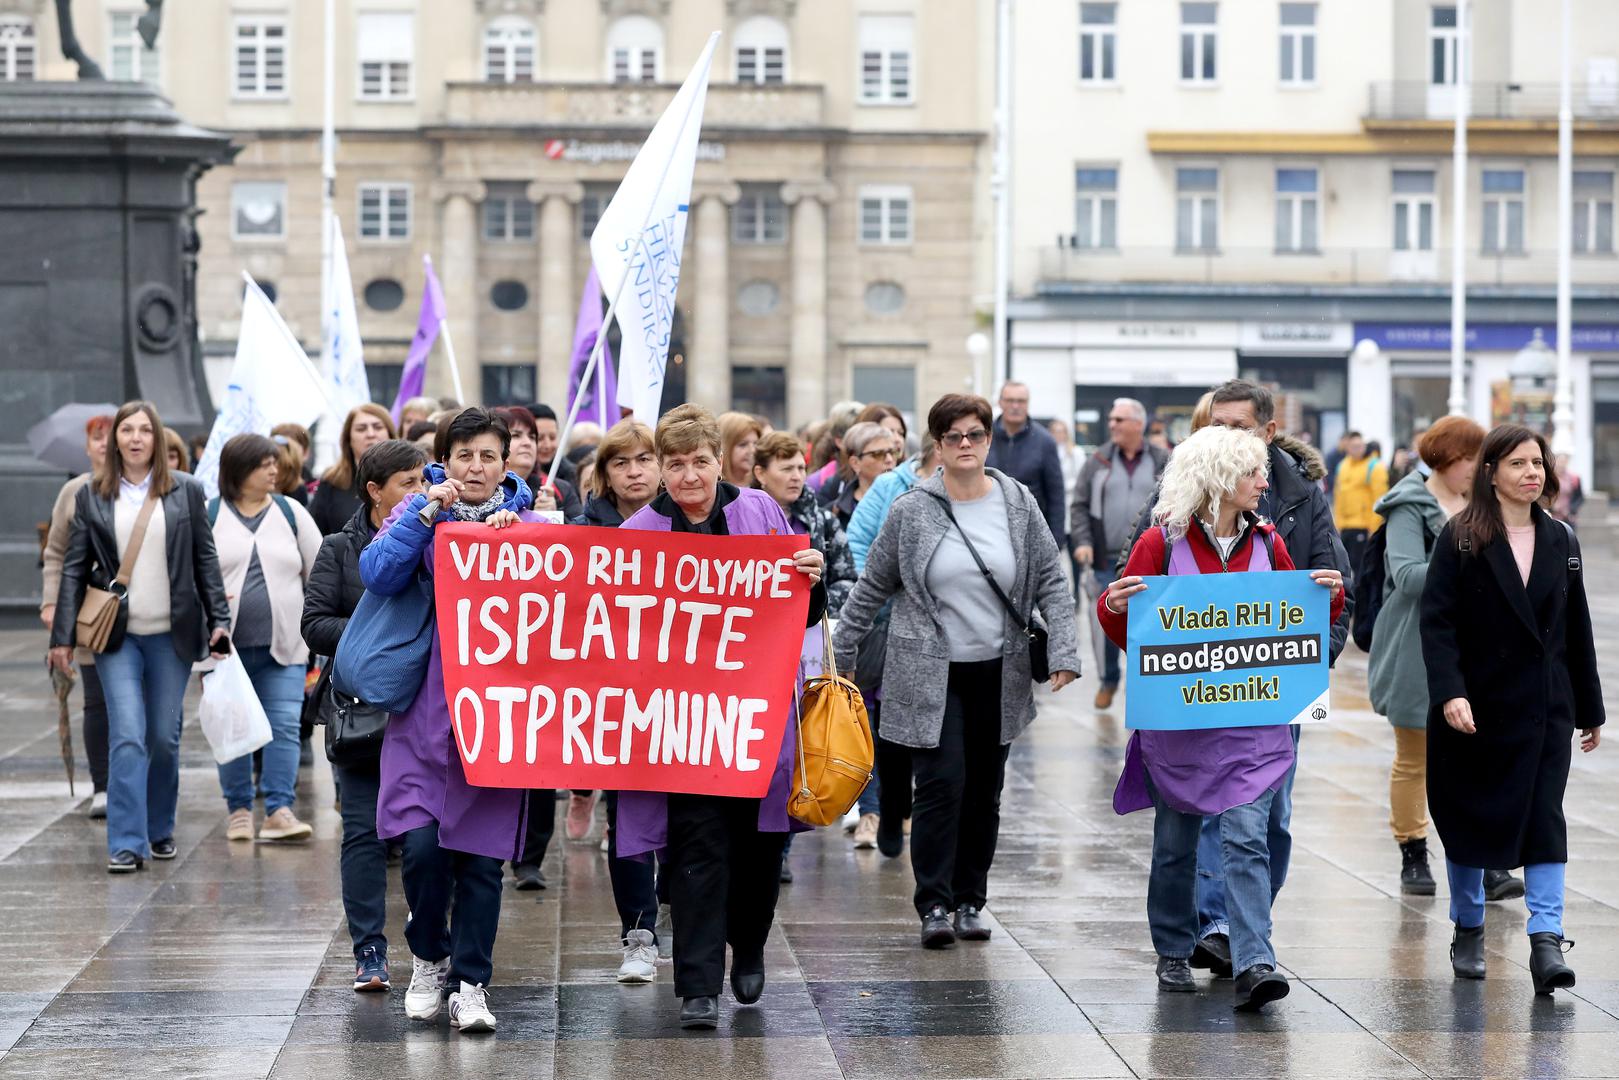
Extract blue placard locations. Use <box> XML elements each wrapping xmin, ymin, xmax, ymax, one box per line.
<box><xmin>1125</xmin><ymin>570</ymin><xmax>1330</xmax><ymax>731</ymax></box>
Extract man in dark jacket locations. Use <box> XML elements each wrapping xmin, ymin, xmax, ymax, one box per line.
<box><xmin>1115</xmin><ymin>379</ymin><xmax>1355</xmax><ymax>979</ymax></box>
<box><xmin>985</xmin><ymin>382</ymin><xmax>1067</xmax><ymax>546</ymax></box>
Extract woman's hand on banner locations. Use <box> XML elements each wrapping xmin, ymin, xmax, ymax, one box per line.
<box><xmin>1441</xmin><ymin>697</ymin><xmax>1475</xmax><ymax>734</ymax></box>
<box><xmin>1309</xmin><ymin>568</ymin><xmax>1344</xmax><ymax>600</ymax></box>
<box><xmin>793</xmin><ymin>548</ymin><xmax>824</xmax><ymax>586</ymax></box>
<box><xmin>486</xmin><ymin>510</ymin><xmax>521</xmax><ymax>530</ymax></box>
<box><xmin>1049</xmin><ymin>670</ymin><xmax>1077</xmax><ymax>691</ymax></box>
<box><xmin>1103</xmin><ymin>575</ymin><xmax>1147</xmax><ymax>615</ymax></box>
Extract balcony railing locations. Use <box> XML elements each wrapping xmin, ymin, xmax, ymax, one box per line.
<box><xmin>1366</xmin><ymin>80</ymin><xmax>1619</xmax><ymax>122</ymax></box>
<box><xmin>1038</xmin><ymin>244</ymin><xmax>1619</xmax><ymax>289</ymax></box>
<box><xmin>441</xmin><ymin>81</ymin><xmax>825</xmax><ymax>130</ymax></box>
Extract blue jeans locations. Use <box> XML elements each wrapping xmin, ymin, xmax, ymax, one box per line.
<box><xmin>856</xmin><ymin>701</ymin><xmax>883</xmax><ymax>817</ymax></box>
<box><xmin>96</xmin><ymin>632</ymin><xmax>192</xmax><ymax>859</ymax></box>
<box><xmin>1148</xmin><ymin>778</ymin><xmax>1278</xmax><ymax>974</ymax></box>
<box><xmin>1449</xmin><ymin>860</ymin><xmax>1566</xmax><ymax>936</ymax></box>
<box><xmin>215</xmin><ymin>647</ymin><xmax>306</xmax><ymax>815</ymax></box>
<box><xmin>1197</xmin><ymin>725</ymin><xmax>1299</xmax><ymax>939</ymax></box>
<box><xmin>332</xmin><ymin>759</ymin><xmax>388</xmax><ymax>959</ymax></box>
<box><xmin>1092</xmin><ymin>566</ymin><xmax>1122</xmax><ymax>687</ymax></box>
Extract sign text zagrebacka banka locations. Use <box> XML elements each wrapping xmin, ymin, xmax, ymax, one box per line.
<box><xmin>434</xmin><ymin>524</ymin><xmax>810</xmax><ymax>796</ymax></box>
<box><xmin>1125</xmin><ymin>571</ymin><xmax>1330</xmax><ymax>730</ymax></box>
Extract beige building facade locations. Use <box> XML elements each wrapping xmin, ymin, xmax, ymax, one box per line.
<box><xmin>18</xmin><ymin>0</ymin><xmax>990</xmax><ymax>428</ymax></box>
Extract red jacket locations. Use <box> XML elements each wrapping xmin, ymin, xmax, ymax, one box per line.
<box><xmin>1097</xmin><ymin>521</ymin><xmax>1345</xmax><ymax>648</ymax></box>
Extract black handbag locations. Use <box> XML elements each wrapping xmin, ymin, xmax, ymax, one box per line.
<box><xmin>318</xmin><ymin>676</ymin><xmax>390</xmax><ymax>763</ymax></box>
<box><xmin>924</xmin><ymin>492</ymin><xmax>1050</xmax><ymax>683</ymax></box>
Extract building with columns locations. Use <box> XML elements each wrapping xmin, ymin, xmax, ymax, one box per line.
<box><xmin>24</xmin><ymin>0</ymin><xmax>990</xmax><ymax>428</ymax></box>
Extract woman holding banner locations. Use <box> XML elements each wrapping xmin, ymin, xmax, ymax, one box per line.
<box><xmin>1419</xmin><ymin>425</ymin><xmax>1602</xmax><ymax>994</ymax></box>
<box><xmin>358</xmin><ymin>407</ymin><xmax>545</xmax><ymax>1035</ymax></box>
<box><xmin>833</xmin><ymin>394</ymin><xmax>1080</xmax><ymax>950</ymax></box>
<box><xmin>615</xmin><ymin>404</ymin><xmax>826</xmax><ymax>1032</ymax></box>
<box><xmin>1098</xmin><ymin>425</ymin><xmax>1342</xmax><ymax>1012</ymax></box>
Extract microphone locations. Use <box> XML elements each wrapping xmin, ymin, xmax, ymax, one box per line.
<box><xmin>418</xmin><ymin>499</ymin><xmax>442</xmax><ymax>526</ymax></box>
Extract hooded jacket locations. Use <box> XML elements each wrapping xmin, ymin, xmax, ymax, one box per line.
<box><xmin>1333</xmin><ymin>453</ymin><xmax>1390</xmax><ymax>532</ymax></box>
<box><xmin>1367</xmin><ymin>469</ymin><xmax>1446</xmax><ymax>729</ymax></box>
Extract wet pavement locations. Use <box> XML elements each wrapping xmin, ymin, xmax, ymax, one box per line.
<box><xmin>3</xmin><ymin>543</ymin><xmax>1619</xmax><ymax>1080</ymax></box>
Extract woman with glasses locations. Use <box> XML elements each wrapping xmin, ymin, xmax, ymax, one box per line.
<box><xmin>834</xmin><ymin>394</ymin><xmax>1079</xmax><ymax>950</ymax></box>
<box><xmin>827</xmin><ymin>421</ymin><xmax>901</xmax><ymax>529</ymax></box>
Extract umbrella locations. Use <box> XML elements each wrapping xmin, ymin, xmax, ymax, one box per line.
<box><xmin>51</xmin><ymin>666</ymin><xmax>76</xmax><ymax>797</ymax></box>
<box><xmin>27</xmin><ymin>403</ymin><xmax>119</xmax><ymax>474</ymax></box>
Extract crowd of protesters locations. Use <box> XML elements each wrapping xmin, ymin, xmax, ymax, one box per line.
<box><xmin>36</xmin><ymin>377</ymin><xmax>1602</xmax><ymax>1034</ymax></box>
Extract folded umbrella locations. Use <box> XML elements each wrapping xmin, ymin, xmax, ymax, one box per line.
<box><xmin>51</xmin><ymin>666</ymin><xmax>76</xmax><ymax>797</ymax></box>
<box><xmin>27</xmin><ymin>403</ymin><xmax>119</xmax><ymax>474</ymax></box>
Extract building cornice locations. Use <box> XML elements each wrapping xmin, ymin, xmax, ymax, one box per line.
<box><xmin>1148</xmin><ymin>123</ymin><xmax>1619</xmax><ymax>157</ymax></box>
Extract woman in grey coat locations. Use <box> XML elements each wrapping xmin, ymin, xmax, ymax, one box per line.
<box><xmin>834</xmin><ymin>393</ymin><xmax>1080</xmax><ymax>949</ymax></box>
<box><xmin>1367</xmin><ymin>417</ymin><xmax>1486</xmax><ymax>896</ymax></box>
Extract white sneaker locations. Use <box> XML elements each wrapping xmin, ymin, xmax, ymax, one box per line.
<box><xmin>404</xmin><ymin>954</ymin><xmax>450</xmax><ymax>1020</ymax></box>
<box><xmin>655</xmin><ymin>904</ymin><xmax>674</xmax><ymax>962</ymax></box>
<box><xmin>448</xmin><ymin>981</ymin><xmax>496</xmax><ymax>1033</ymax></box>
<box><xmin>617</xmin><ymin>929</ymin><xmax>657</xmax><ymax>984</ymax></box>
<box><xmin>88</xmin><ymin>792</ymin><xmax>107</xmax><ymax>819</ymax></box>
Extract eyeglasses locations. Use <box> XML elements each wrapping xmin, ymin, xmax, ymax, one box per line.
<box><xmin>942</xmin><ymin>429</ymin><xmax>990</xmax><ymax>448</ymax></box>
<box><xmin>858</xmin><ymin>448</ymin><xmax>899</xmax><ymax>461</ymax></box>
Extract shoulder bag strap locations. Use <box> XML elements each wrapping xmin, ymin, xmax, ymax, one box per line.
<box><xmin>115</xmin><ymin>494</ymin><xmax>160</xmax><ymax>590</ymax></box>
<box><xmin>820</xmin><ymin>612</ymin><xmax>836</xmax><ymax>678</ymax></box>
<box><xmin>923</xmin><ymin>491</ymin><xmax>1031</xmax><ymax>632</ymax></box>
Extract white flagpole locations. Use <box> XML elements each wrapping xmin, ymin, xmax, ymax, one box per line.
<box><xmin>1447</xmin><ymin>1</ymin><xmax>1470</xmax><ymax>416</ymax></box>
<box><xmin>1550</xmin><ymin>0</ymin><xmax>1575</xmax><ymax>456</ymax></box>
<box><xmin>315</xmin><ymin>0</ymin><xmax>339</xmax><ymax>469</ymax></box>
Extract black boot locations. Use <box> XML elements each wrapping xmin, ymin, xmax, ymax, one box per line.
<box><xmin>1449</xmin><ymin>924</ymin><xmax>1485</xmax><ymax>979</ymax></box>
<box><xmin>1399</xmin><ymin>839</ymin><xmax>1436</xmax><ymax>896</ymax></box>
<box><xmin>1528</xmin><ymin>933</ymin><xmax>1576</xmax><ymax>995</ymax></box>
<box><xmin>1232</xmin><ymin>965</ymin><xmax>1289</xmax><ymax>1012</ymax></box>
<box><xmin>679</xmin><ymin>996</ymin><xmax>719</xmax><ymax>1029</ymax></box>
<box><xmin>920</xmin><ymin>904</ymin><xmax>956</xmax><ymax>949</ymax></box>
<box><xmin>1190</xmin><ymin>932</ymin><xmax>1233</xmax><ymax>978</ymax></box>
<box><xmin>1484</xmin><ymin>868</ymin><xmax>1525</xmax><ymax>901</ymax></box>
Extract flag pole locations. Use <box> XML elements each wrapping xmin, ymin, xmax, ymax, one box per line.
<box><xmin>551</xmin><ymin>30</ymin><xmax>719</xmax><ymax>474</ymax></box>
<box><xmin>424</xmin><ymin>254</ymin><xmax>467</xmax><ymax>404</ymax></box>
<box><xmin>315</xmin><ymin>0</ymin><xmax>339</xmax><ymax>471</ymax></box>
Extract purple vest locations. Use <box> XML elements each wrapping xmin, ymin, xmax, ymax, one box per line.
<box><xmin>1112</xmin><ymin>528</ymin><xmax>1297</xmax><ymax>816</ymax></box>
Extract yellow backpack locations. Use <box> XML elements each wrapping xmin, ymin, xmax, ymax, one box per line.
<box><xmin>788</xmin><ymin>616</ymin><xmax>875</xmax><ymax>827</ymax></box>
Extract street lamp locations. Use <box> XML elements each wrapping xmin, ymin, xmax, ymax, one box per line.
<box><xmin>966</xmin><ymin>332</ymin><xmax>990</xmax><ymax>396</ymax></box>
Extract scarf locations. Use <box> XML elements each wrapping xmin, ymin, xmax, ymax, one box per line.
<box><xmin>447</xmin><ymin>486</ymin><xmax>508</xmax><ymax>522</ymax></box>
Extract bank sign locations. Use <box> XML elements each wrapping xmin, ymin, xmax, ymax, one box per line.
<box><xmin>1354</xmin><ymin>323</ymin><xmax>1619</xmax><ymax>352</ymax></box>
<box><xmin>545</xmin><ymin>138</ymin><xmax>726</xmax><ymax>164</ymax></box>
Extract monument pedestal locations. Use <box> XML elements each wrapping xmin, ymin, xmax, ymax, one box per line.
<box><xmin>0</xmin><ymin>81</ymin><xmax>233</xmax><ymax>611</ymax></box>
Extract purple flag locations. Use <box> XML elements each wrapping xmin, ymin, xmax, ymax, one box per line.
<box><xmin>390</xmin><ymin>257</ymin><xmax>448</xmax><ymax>426</ymax></box>
<box><xmin>566</xmin><ymin>266</ymin><xmax>618</xmax><ymax>429</ymax></box>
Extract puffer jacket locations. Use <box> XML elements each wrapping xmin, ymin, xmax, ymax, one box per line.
<box><xmin>1333</xmin><ymin>453</ymin><xmax>1389</xmax><ymax>532</ymax></box>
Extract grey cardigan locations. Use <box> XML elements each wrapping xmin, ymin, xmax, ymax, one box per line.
<box><xmin>832</xmin><ymin>469</ymin><xmax>1081</xmax><ymax>749</ymax></box>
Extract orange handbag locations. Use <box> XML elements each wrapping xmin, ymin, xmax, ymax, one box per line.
<box><xmin>788</xmin><ymin>616</ymin><xmax>875</xmax><ymax>827</ymax></box>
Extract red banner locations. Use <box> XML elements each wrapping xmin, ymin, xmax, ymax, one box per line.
<box><xmin>433</xmin><ymin>523</ymin><xmax>810</xmax><ymax>796</ymax></box>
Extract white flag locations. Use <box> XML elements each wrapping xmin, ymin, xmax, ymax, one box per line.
<box><xmin>195</xmin><ymin>274</ymin><xmax>329</xmax><ymax>498</ymax></box>
<box><xmin>592</xmin><ymin>31</ymin><xmax>719</xmax><ymax>421</ymax></box>
<box><xmin>319</xmin><ymin>214</ymin><xmax>370</xmax><ymax>457</ymax></box>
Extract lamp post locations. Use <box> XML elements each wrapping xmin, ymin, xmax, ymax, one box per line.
<box><xmin>1448</xmin><ymin>0</ymin><xmax>1471</xmax><ymax>416</ymax></box>
<box><xmin>991</xmin><ymin>0</ymin><xmax>1013</xmax><ymax>392</ymax></box>
<box><xmin>966</xmin><ymin>332</ymin><xmax>990</xmax><ymax>397</ymax></box>
<box><xmin>1551</xmin><ymin>0</ymin><xmax>1576</xmax><ymax>456</ymax></box>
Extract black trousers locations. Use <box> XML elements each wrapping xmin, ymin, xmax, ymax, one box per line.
<box><xmin>605</xmin><ymin>791</ymin><xmax>661</xmax><ymax>940</ymax></box>
<box><xmin>81</xmin><ymin>662</ymin><xmax>109</xmax><ymax>793</ymax></box>
<box><xmin>513</xmin><ymin>789</ymin><xmax>556</xmax><ymax>871</ymax></box>
<box><xmin>910</xmin><ymin>659</ymin><xmax>1010</xmax><ymax>916</ymax></box>
<box><xmin>667</xmin><ymin>793</ymin><xmax>788</xmax><ymax>998</ymax></box>
<box><xmin>332</xmin><ymin>758</ymin><xmax>387</xmax><ymax>958</ymax></box>
<box><xmin>402</xmin><ymin>821</ymin><xmax>504</xmax><ymax>988</ymax></box>
<box><xmin>1340</xmin><ymin>528</ymin><xmax>1369</xmax><ymax>582</ymax></box>
<box><xmin>872</xmin><ymin>703</ymin><xmax>914</xmax><ymax>823</ymax></box>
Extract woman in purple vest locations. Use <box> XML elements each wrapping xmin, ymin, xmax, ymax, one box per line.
<box><xmin>614</xmin><ymin>404</ymin><xmax>827</xmax><ymax>1032</ymax></box>
<box><xmin>1099</xmin><ymin>426</ymin><xmax>1343</xmax><ymax>1012</ymax></box>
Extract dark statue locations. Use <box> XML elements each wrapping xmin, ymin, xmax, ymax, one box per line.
<box><xmin>55</xmin><ymin>0</ymin><xmax>164</xmax><ymax>80</ymax></box>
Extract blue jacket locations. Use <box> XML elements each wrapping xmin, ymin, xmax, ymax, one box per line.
<box><xmin>986</xmin><ymin>419</ymin><xmax>1067</xmax><ymax>546</ymax></box>
<box><xmin>848</xmin><ymin>459</ymin><xmax>925</xmax><ymax>572</ymax></box>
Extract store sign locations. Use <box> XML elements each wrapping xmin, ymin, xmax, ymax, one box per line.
<box><xmin>1354</xmin><ymin>323</ymin><xmax>1619</xmax><ymax>352</ymax></box>
<box><xmin>1238</xmin><ymin>321</ymin><xmax>1353</xmax><ymax>354</ymax></box>
<box><xmin>544</xmin><ymin>138</ymin><xmax>726</xmax><ymax>164</ymax></box>
<box><xmin>1068</xmin><ymin>320</ymin><xmax>1240</xmax><ymax>349</ymax></box>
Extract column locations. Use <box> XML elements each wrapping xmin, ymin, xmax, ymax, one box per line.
<box><xmin>689</xmin><ymin>184</ymin><xmax>739</xmax><ymax>411</ymax></box>
<box><xmin>782</xmin><ymin>182</ymin><xmax>835</xmax><ymax>427</ymax></box>
<box><xmin>529</xmin><ymin>182</ymin><xmax>583</xmax><ymax>411</ymax></box>
<box><xmin>433</xmin><ymin>180</ymin><xmax>485</xmax><ymax>404</ymax></box>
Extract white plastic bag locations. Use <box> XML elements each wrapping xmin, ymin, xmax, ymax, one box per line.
<box><xmin>198</xmin><ymin>651</ymin><xmax>273</xmax><ymax>765</ymax></box>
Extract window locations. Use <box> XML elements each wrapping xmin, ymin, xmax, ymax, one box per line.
<box><xmin>1274</xmin><ymin>167</ymin><xmax>1319</xmax><ymax>252</ymax></box>
<box><xmin>859</xmin><ymin>185</ymin><xmax>913</xmax><ymax>245</ymax></box>
<box><xmin>734</xmin><ymin>15</ymin><xmax>787</xmax><ymax>84</ymax></box>
<box><xmin>357</xmin><ymin>12</ymin><xmax>413</xmax><ymax>100</ymax></box>
<box><xmin>0</xmin><ymin>18</ymin><xmax>35</xmax><ymax>81</ymax></box>
<box><xmin>484</xmin><ymin>18</ymin><xmax>535</xmax><ymax>83</ymax></box>
<box><xmin>1573</xmin><ymin>170</ymin><xmax>1614</xmax><ymax>254</ymax></box>
<box><xmin>109</xmin><ymin>11</ymin><xmax>160</xmax><ymax>84</ymax></box>
<box><xmin>858</xmin><ymin>15</ymin><xmax>913</xmax><ymax>104</ymax></box>
<box><xmin>1430</xmin><ymin>6</ymin><xmax>1458</xmax><ymax>86</ymax></box>
<box><xmin>483</xmin><ymin>183</ymin><xmax>535</xmax><ymax>242</ymax></box>
<box><xmin>358</xmin><ymin>183</ymin><xmax>411</xmax><ymax>241</ymax></box>
<box><xmin>1176</xmin><ymin>167</ymin><xmax>1219</xmax><ymax>251</ymax></box>
<box><xmin>490</xmin><ymin>281</ymin><xmax>529</xmax><ymax>312</ymax></box>
<box><xmin>732</xmin><ymin>185</ymin><xmax>787</xmax><ymax>245</ymax></box>
<box><xmin>233</xmin><ymin>18</ymin><xmax>287</xmax><ymax>97</ymax></box>
<box><xmin>1179</xmin><ymin>2</ymin><xmax>1217</xmax><ymax>83</ymax></box>
<box><xmin>852</xmin><ymin>365</ymin><xmax>916</xmax><ymax>416</ymax></box>
<box><xmin>368</xmin><ymin>364</ymin><xmax>406</xmax><ymax>409</ymax></box>
<box><xmin>231</xmin><ymin>181</ymin><xmax>286</xmax><ymax>241</ymax></box>
<box><xmin>364</xmin><ymin>279</ymin><xmax>405</xmax><ymax>311</ymax></box>
<box><xmin>580</xmin><ymin>183</ymin><xmax>618</xmax><ymax>240</ymax></box>
<box><xmin>1391</xmin><ymin>169</ymin><xmax>1436</xmax><ymax>251</ymax></box>
<box><xmin>1481</xmin><ymin>169</ymin><xmax>1525</xmax><ymax>254</ymax></box>
<box><xmin>482</xmin><ymin>364</ymin><xmax>537</xmax><ymax>407</ymax></box>
<box><xmin>606</xmin><ymin>16</ymin><xmax>662</xmax><ymax>83</ymax></box>
<box><xmin>1278</xmin><ymin>3</ymin><xmax>1315</xmax><ymax>84</ymax></box>
<box><xmin>732</xmin><ymin>366</ymin><xmax>787</xmax><ymax>428</ymax></box>
<box><xmin>1079</xmin><ymin>3</ymin><xmax>1117</xmax><ymax>83</ymax></box>
<box><xmin>1073</xmin><ymin>167</ymin><xmax>1118</xmax><ymax>250</ymax></box>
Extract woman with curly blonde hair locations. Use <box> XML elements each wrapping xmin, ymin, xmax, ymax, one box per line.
<box><xmin>1097</xmin><ymin>425</ymin><xmax>1343</xmax><ymax>1012</ymax></box>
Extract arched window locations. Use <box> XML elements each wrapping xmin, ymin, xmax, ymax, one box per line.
<box><xmin>0</xmin><ymin>17</ymin><xmax>35</xmax><ymax>82</ymax></box>
<box><xmin>484</xmin><ymin>17</ymin><xmax>536</xmax><ymax>83</ymax></box>
<box><xmin>605</xmin><ymin>15</ymin><xmax>662</xmax><ymax>83</ymax></box>
<box><xmin>733</xmin><ymin>15</ymin><xmax>787</xmax><ymax>85</ymax></box>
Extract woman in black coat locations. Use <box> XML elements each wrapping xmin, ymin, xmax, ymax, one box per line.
<box><xmin>1420</xmin><ymin>424</ymin><xmax>1603</xmax><ymax>995</ymax></box>
<box><xmin>301</xmin><ymin>439</ymin><xmax>426</xmax><ymax>993</ymax></box>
